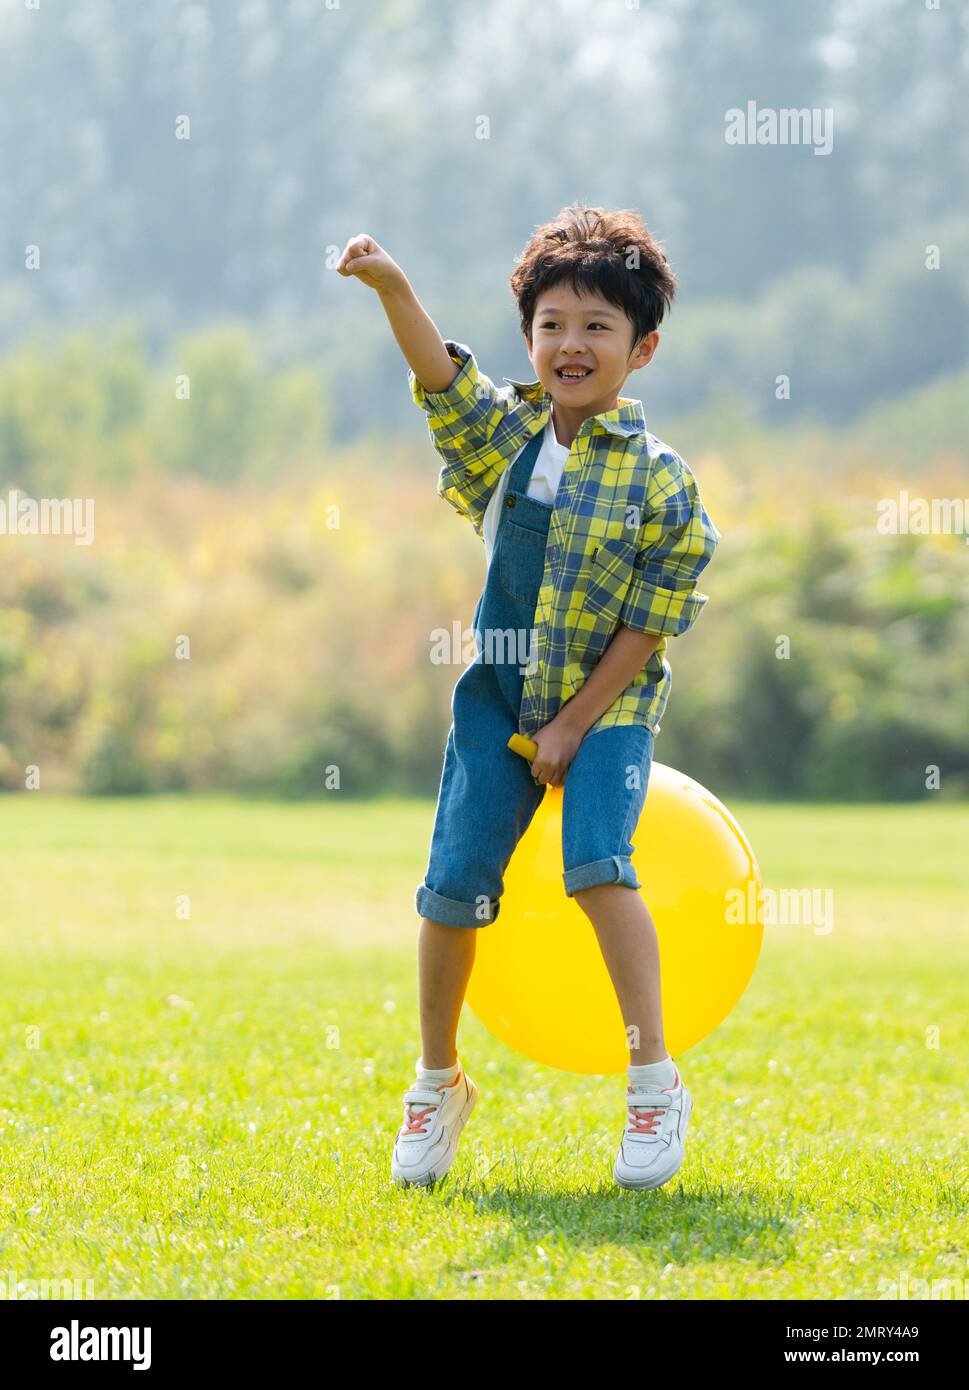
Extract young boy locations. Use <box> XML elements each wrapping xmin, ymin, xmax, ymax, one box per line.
<box><xmin>338</xmin><ymin>203</ymin><xmax>719</xmax><ymax>1192</ymax></box>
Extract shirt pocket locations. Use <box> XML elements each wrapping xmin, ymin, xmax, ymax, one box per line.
<box><xmin>571</xmin><ymin>536</ymin><xmax>638</xmax><ymax>661</ymax></box>
<box><xmin>584</xmin><ymin>536</ymin><xmax>638</xmax><ymax>620</ymax></box>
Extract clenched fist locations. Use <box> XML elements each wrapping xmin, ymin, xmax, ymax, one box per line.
<box><xmin>336</xmin><ymin>234</ymin><xmax>408</xmax><ymax>295</ymax></box>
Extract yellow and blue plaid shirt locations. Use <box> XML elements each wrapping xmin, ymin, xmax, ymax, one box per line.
<box><xmin>409</xmin><ymin>340</ymin><xmax>720</xmax><ymax>739</ymax></box>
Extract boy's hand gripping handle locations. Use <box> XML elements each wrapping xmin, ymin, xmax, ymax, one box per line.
<box><xmin>507</xmin><ymin>733</ymin><xmax>538</xmax><ymax>762</ymax></box>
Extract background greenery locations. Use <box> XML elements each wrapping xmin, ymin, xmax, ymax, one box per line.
<box><xmin>1</xmin><ymin>794</ymin><xmax>965</xmax><ymax>1298</ymax></box>
<box><xmin>1</xmin><ymin>0</ymin><xmax>965</xmax><ymax>1307</ymax></box>
<box><xmin>3</xmin><ymin>0</ymin><xmax>968</xmax><ymax>434</ymax></box>
<box><xmin>1</xmin><ymin>325</ymin><xmax>967</xmax><ymax>798</ymax></box>
<box><xmin>1</xmin><ymin>0</ymin><xmax>966</xmax><ymax>799</ymax></box>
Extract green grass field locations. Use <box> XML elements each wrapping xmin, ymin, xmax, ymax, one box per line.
<box><xmin>1</xmin><ymin>794</ymin><xmax>966</xmax><ymax>1300</ymax></box>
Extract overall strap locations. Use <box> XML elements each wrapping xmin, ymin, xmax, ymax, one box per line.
<box><xmin>505</xmin><ymin>423</ymin><xmax>547</xmax><ymax>494</ymax></box>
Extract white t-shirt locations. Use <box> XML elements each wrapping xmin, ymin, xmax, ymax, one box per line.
<box><xmin>481</xmin><ymin>416</ymin><xmax>570</xmax><ymax>567</ymax></box>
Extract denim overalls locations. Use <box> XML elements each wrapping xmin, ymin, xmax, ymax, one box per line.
<box><xmin>415</xmin><ymin>426</ymin><xmax>654</xmax><ymax>929</ymax></box>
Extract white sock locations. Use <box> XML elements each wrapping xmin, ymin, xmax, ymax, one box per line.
<box><xmin>628</xmin><ymin>1054</ymin><xmax>677</xmax><ymax>1090</ymax></box>
<box><xmin>416</xmin><ymin>1057</ymin><xmax>460</xmax><ymax>1088</ymax></box>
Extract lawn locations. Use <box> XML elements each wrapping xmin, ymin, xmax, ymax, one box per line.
<box><xmin>0</xmin><ymin>793</ymin><xmax>966</xmax><ymax>1300</ymax></box>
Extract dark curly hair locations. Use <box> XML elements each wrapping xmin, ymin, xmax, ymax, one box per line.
<box><xmin>508</xmin><ymin>202</ymin><xmax>678</xmax><ymax>353</ymax></box>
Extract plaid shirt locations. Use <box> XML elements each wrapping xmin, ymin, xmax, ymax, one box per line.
<box><xmin>409</xmin><ymin>340</ymin><xmax>719</xmax><ymax>739</ymax></box>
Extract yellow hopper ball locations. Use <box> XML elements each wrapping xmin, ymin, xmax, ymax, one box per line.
<box><xmin>462</xmin><ymin>735</ymin><xmax>764</xmax><ymax>1075</ymax></box>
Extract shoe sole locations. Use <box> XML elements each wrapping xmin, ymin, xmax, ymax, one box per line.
<box><xmin>392</xmin><ymin>1082</ymin><xmax>478</xmax><ymax>1188</ymax></box>
<box><xmin>613</xmin><ymin>1089</ymin><xmax>693</xmax><ymax>1191</ymax></box>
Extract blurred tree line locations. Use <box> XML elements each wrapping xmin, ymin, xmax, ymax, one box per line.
<box><xmin>1</xmin><ymin>326</ymin><xmax>967</xmax><ymax>802</ymax></box>
<box><xmin>1</xmin><ymin>0</ymin><xmax>968</xmax><ymax>435</ymax></box>
<box><xmin>2</xmin><ymin>0</ymin><xmax>967</xmax><ymax>800</ymax></box>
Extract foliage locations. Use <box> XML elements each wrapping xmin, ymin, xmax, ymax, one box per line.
<box><xmin>1</xmin><ymin>0</ymin><xmax>968</xmax><ymax>430</ymax></box>
<box><xmin>0</xmin><ymin>325</ymin><xmax>966</xmax><ymax>800</ymax></box>
<box><xmin>0</xmin><ymin>792</ymin><xmax>966</xmax><ymax>1298</ymax></box>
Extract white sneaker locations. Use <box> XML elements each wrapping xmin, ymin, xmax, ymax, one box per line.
<box><xmin>613</xmin><ymin>1066</ymin><xmax>693</xmax><ymax>1191</ymax></box>
<box><xmin>391</xmin><ymin>1067</ymin><xmax>478</xmax><ymax>1187</ymax></box>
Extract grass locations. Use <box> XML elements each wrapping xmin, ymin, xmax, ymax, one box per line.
<box><xmin>0</xmin><ymin>793</ymin><xmax>967</xmax><ymax>1300</ymax></box>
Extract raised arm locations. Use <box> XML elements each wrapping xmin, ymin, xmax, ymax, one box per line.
<box><xmin>336</xmin><ymin>233</ymin><xmax>458</xmax><ymax>393</ymax></box>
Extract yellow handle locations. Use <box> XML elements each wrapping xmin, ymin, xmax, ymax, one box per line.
<box><xmin>507</xmin><ymin>733</ymin><xmax>538</xmax><ymax>762</ymax></box>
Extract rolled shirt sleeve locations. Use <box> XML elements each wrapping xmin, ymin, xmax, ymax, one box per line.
<box><xmin>408</xmin><ymin>340</ymin><xmax>504</xmax><ymax>465</ymax></box>
<box><xmin>620</xmin><ymin>452</ymin><xmax>720</xmax><ymax>638</ymax></box>
<box><xmin>408</xmin><ymin>340</ymin><xmax>513</xmax><ymax>535</ymax></box>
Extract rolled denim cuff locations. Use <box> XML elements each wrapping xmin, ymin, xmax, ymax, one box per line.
<box><xmin>414</xmin><ymin>882</ymin><xmax>499</xmax><ymax>928</ymax></box>
<box><xmin>563</xmin><ymin>854</ymin><xmax>641</xmax><ymax>897</ymax></box>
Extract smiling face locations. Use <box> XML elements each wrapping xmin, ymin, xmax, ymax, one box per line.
<box><xmin>524</xmin><ymin>282</ymin><xmax>659</xmax><ymax>425</ymax></box>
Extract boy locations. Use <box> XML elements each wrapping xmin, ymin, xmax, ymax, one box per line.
<box><xmin>338</xmin><ymin>203</ymin><xmax>719</xmax><ymax>1191</ymax></box>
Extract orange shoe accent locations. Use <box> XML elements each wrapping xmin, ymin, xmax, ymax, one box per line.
<box><xmin>626</xmin><ymin>1101</ymin><xmax>664</xmax><ymax>1135</ymax></box>
<box><xmin>403</xmin><ymin>1070</ymin><xmax>463</xmax><ymax>1134</ymax></box>
<box><xmin>403</xmin><ymin>1104</ymin><xmax>438</xmax><ymax>1136</ymax></box>
<box><xmin>625</xmin><ymin>1069</ymin><xmax>680</xmax><ymax>1134</ymax></box>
